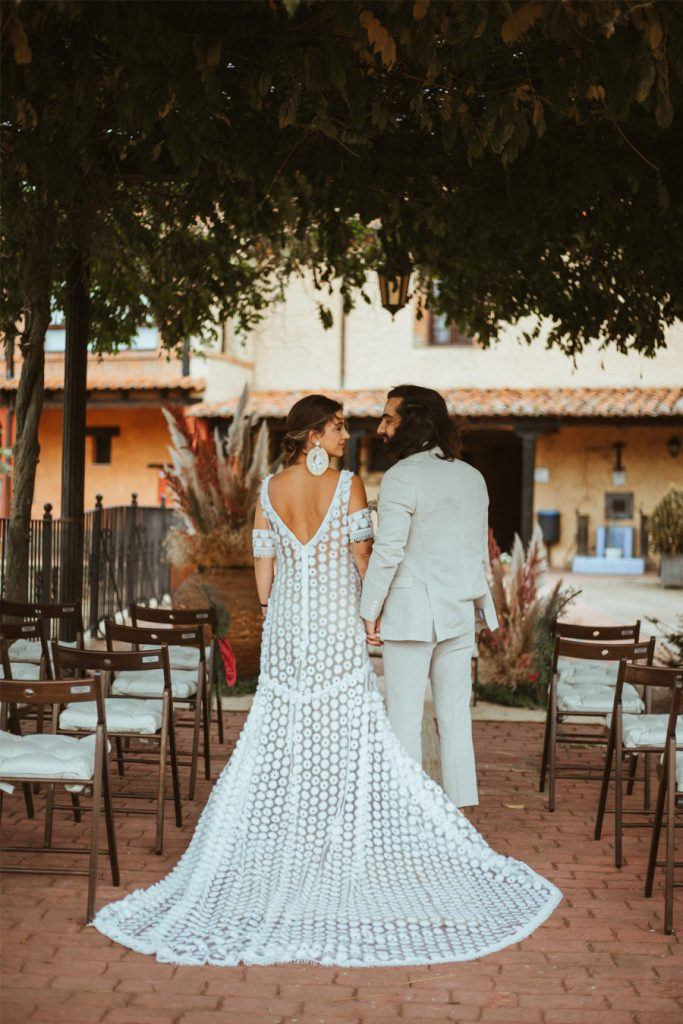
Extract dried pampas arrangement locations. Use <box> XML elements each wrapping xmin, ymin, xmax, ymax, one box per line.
<box><xmin>162</xmin><ymin>385</ymin><xmax>271</xmax><ymax>569</ymax></box>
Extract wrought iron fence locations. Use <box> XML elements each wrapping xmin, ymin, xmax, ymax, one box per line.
<box><xmin>0</xmin><ymin>494</ymin><xmax>175</xmax><ymax>635</ymax></box>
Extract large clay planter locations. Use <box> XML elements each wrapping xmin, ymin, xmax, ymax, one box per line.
<box><xmin>172</xmin><ymin>560</ymin><xmax>262</xmax><ymax>678</ymax></box>
<box><xmin>660</xmin><ymin>553</ymin><xmax>683</xmax><ymax>588</ymax></box>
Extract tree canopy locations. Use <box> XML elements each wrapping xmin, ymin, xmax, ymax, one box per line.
<box><xmin>3</xmin><ymin>0</ymin><xmax>682</xmax><ymax>358</ymax></box>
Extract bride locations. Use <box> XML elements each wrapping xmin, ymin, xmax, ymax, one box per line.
<box><xmin>93</xmin><ymin>394</ymin><xmax>562</xmax><ymax>966</ymax></box>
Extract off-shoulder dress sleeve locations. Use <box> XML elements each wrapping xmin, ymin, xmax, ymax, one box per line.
<box><xmin>348</xmin><ymin>507</ymin><xmax>374</xmax><ymax>543</ymax></box>
<box><xmin>252</xmin><ymin>528</ymin><xmax>276</xmax><ymax>558</ymax></box>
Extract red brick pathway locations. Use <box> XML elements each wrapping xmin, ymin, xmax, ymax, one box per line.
<box><xmin>1</xmin><ymin>715</ymin><xmax>680</xmax><ymax>1024</ymax></box>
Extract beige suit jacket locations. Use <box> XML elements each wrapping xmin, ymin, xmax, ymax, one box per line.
<box><xmin>359</xmin><ymin>448</ymin><xmax>499</xmax><ymax>642</ymax></box>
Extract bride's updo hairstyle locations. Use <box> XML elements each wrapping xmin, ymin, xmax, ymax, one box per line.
<box><xmin>282</xmin><ymin>395</ymin><xmax>343</xmax><ymax>466</ymax></box>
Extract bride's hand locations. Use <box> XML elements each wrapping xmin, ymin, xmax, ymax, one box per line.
<box><xmin>363</xmin><ymin>618</ymin><xmax>382</xmax><ymax>647</ymax></box>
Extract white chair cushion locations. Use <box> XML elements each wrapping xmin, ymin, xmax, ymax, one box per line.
<box><xmin>557</xmin><ymin>679</ymin><xmax>644</xmax><ymax>714</ymax></box>
<box><xmin>60</xmin><ymin>698</ymin><xmax>164</xmax><ymax>735</ymax></box>
<box><xmin>557</xmin><ymin>658</ymin><xmax>620</xmax><ymax>684</ymax></box>
<box><xmin>0</xmin><ymin>730</ymin><xmax>100</xmax><ymax>781</ymax></box>
<box><xmin>111</xmin><ymin>669</ymin><xmax>197</xmax><ymax>699</ymax></box>
<box><xmin>0</xmin><ymin>662</ymin><xmax>41</xmax><ymax>681</ymax></box>
<box><xmin>660</xmin><ymin>751</ymin><xmax>683</xmax><ymax>790</ymax></box>
<box><xmin>604</xmin><ymin>713</ymin><xmax>683</xmax><ymax>749</ymax></box>
<box><xmin>140</xmin><ymin>643</ymin><xmax>211</xmax><ymax>670</ymax></box>
<box><xmin>9</xmin><ymin>639</ymin><xmax>78</xmax><ymax>665</ymax></box>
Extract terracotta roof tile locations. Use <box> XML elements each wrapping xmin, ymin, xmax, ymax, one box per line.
<box><xmin>190</xmin><ymin>387</ymin><xmax>683</xmax><ymax>420</ymax></box>
<box><xmin>1</xmin><ymin>355</ymin><xmax>204</xmax><ymax>394</ymax></box>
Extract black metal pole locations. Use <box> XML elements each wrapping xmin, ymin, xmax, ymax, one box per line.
<box><xmin>59</xmin><ymin>247</ymin><xmax>90</xmax><ymax>639</ymax></box>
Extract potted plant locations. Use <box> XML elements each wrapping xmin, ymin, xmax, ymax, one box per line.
<box><xmin>650</xmin><ymin>485</ymin><xmax>683</xmax><ymax>588</ymax></box>
<box><xmin>162</xmin><ymin>386</ymin><xmax>271</xmax><ymax>678</ymax></box>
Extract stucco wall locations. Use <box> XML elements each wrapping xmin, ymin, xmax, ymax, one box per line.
<box><xmin>535</xmin><ymin>424</ymin><xmax>681</xmax><ymax>568</ymax></box>
<box><xmin>194</xmin><ymin>275</ymin><xmax>683</xmax><ymax>401</ymax></box>
<box><xmin>33</xmin><ymin>406</ymin><xmax>168</xmax><ymax>517</ymax></box>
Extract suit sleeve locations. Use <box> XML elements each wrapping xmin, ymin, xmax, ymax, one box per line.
<box><xmin>481</xmin><ymin>477</ymin><xmax>491</xmax><ymax>574</ymax></box>
<box><xmin>359</xmin><ymin>468</ymin><xmax>416</xmax><ymax>622</ymax></box>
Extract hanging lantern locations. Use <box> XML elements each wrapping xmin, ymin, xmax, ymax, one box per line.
<box><xmin>378</xmin><ymin>267</ymin><xmax>411</xmax><ymax>317</ymax></box>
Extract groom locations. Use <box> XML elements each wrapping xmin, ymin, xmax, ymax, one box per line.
<box><xmin>360</xmin><ymin>385</ymin><xmax>498</xmax><ymax>808</ymax></box>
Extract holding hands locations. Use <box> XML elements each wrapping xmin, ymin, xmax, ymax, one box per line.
<box><xmin>363</xmin><ymin>618</ymin><xmax>382</xmax><ymax>648</ymax></box>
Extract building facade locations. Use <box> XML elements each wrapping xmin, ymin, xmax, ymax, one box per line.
<box><xmin>189</xmin><ymin>277</ymin><xmax>683</xmax><ymax>568</ymax></box>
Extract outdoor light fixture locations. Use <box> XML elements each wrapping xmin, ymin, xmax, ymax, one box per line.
<box><xmin>378</xmin><ymin>267</ymin><xmax>411</xmax><ymax>316</ymax></box>
<box><xmin>666</xmin><ymin>435</ymin><xmax>681</xmax><ymax>458</ymax></box>
<box><xmin>611</xmin><ymin>440</ymin><xmax>626</xmax><ymax>486</ymax></box>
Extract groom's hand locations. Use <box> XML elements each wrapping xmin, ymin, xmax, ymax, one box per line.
<box><xmin>363</xmin><ymin>618</ymin><xmax>382</xmax><ymax>647</ymax></box>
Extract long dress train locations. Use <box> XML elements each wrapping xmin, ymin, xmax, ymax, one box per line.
<box><xmin>92</xmin><ymin>470</ymin><xmax>562</xmax><ymax>966</ymax></box>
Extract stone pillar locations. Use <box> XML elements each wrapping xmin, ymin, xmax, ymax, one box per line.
<box><xmin>517</xmin><ymin>427</ymin><xmax>538</xmax><ymax>549</ymax></box>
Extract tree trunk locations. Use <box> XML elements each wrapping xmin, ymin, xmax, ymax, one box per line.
<box><xmin>5</xmin><ymin>239</ymin><xmax>52</xmax><ymax>601</ymax></box>
<box><xmin>59</xmin><ymin>247</ymin><xmax>90</xmax><ymax>635</ymax></box>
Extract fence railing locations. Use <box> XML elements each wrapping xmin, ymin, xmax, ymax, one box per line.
<box><xmin>0</xmin><ymin>495</ymin><xmax>175</xmax><ymax>635</ymax></box>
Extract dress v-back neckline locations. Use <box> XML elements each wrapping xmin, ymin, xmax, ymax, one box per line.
<box><xmin>266</xmin><ymin>471</ymin><xmax>345</xmax><ymax>548</ymax></box>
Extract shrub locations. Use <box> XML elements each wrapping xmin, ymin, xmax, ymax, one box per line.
<box><xmin>649</xmin><ymin>486</ymin><xmax>683</xmax><ymax>556</ymax></box>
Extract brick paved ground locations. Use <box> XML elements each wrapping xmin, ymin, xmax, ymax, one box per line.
<box><xmin>1</xmin><ymin>713</ymin><xmax>681</xmax><ymax>1024</ymax></box>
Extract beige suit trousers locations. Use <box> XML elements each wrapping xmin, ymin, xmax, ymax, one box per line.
<box><xmin>382</xmin><ymin>629</ymin><xmax>478</xmax><ymax>808</ymax></box>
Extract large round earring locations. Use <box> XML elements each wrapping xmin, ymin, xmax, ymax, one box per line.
<box><xmin>306</xmin><ymin>440</ymin><xmax>329</xmax><ymax>476</ymax></box>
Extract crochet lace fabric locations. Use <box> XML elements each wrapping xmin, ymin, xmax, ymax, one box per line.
<box><xmin>92</xmin><ymin>470</ymin><xmax>561</xmax><ymax>966</ymax></box>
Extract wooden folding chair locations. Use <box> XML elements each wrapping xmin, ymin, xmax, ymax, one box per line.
<box><xmin>130</xmin><ymin>603</ymin><xmax>223</xmax><ymax>744</ymax></box>
<box><xmin>0</xmin><ymin>598</ymin><xmax>85</xmax><ymax>658</ymax></box>
<box><xmin>541</xmin><ymin>635</ymin><xmax>655</xmax><ymax>812</ymax></box>
<box><xmin>105</xmin><ymin>621</ymin><xmax>210</xmax><ymax>800</ymax></box>
<box><xmin>0</xmin><ymin>641</ymin><xmax>35</xmax><ymax>820</ymax></box>
<box><xmin>644</xmin><ymin>669</ymin><xmax>683</xmax><ymax>933</ymax></box>
<box><xmin>53</xmin><ymin>643</ymin><xmax>182</xmax><ymax>854</ymax></box>
<box><xmin>0</xmin><ymin>672</ymin><xmax>119</xmax><ymax>922</ymax></box>
<box><xmin>0</xmin><ymin>619</ymin><xmax>53</xmax><ymax>682</ymax></box>
<box><xmin>596</xmin><ymin>661</ymin><xmax>680</xmax><ymax>868</ymax></box>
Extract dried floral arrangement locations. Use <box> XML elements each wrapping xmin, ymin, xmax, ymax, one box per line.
<box><xmin>477</xmin><ymin>524</ymin><xmax>580</xmax><ymax>708</ymax></box>
<box><xmin>162</xmin><ymin>387</ymin><xmax>271</xmax><ymax>569</ymax></box>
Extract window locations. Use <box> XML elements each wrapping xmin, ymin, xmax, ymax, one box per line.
<box><xmin>605</xmin><ymin>492</ymin><xmax>634</xmax><ymax>521</ymax></box>
<box><xmin>86</xmin><ymin>426</ymin><xmax>120</xmax><ymax>465</ymax></box>
<box><xmin>429</xmin><ymin>311</ymin><xmax>475</xmax><ymax>347</ymax></box>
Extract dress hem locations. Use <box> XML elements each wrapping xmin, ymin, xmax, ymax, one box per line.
<box><xmin>90</xmin><ymin>883</ymin><xmax>563</xmax><ymax>968</ymax></box>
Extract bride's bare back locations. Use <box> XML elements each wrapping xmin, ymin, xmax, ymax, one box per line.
<box><xmin>267</xmin><ymin>465</ymin><xmax>342</xmax><ymax>546</ymax></box>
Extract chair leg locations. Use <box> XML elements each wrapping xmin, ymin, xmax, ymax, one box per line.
<box><xmin>167</xmin><ymin>708</ymin><xmax>182</xmax><ymax>829</ymax></box>
<box><xmin>114</xmin><ymin>737</ymin><xmax>125</xmax><ymax>777</ymax></box>
<box><xmin>614</xmin><ymin>719</ymin><xmax>624</xmax><ymax>868</ymax></box>
<box><xmin>539</xmin><ymin>706</ymin><xmax>551</xmax><ymax>793</ymax></box>
<box><xmin>548</xmin><ymin>705</ymin><xmax>558</xmax><ymax>812</ymax></box>
<box><xmin>595</xmin><ymin>730</ymin><xmax>615</xmax><ymax>841</ymax></box>
<box><xmin>188</xmin><ymin>691</ymin><xmax>202</xmax><ymax>801</ymax></box>
<box><xmin>202</xmin><ymin>681</ymin><xmax>211</xmax><ymax>782</ymax></box>
<box><xmin>664</xmin><ymin>741</ymin><xmax>676</xmax><ymax>934</ymax></box>
<box><xmin>626</xmin><ymin>752</ymin><xmax>638</xmax><ymax>796</ymax></box>
<box><xmin>43</xmin><ymin>783</ymin><xmax>55</xmax><ymax>848</ymax></box>
<box><xmin>644</xmin><ymin>750</ymin><xmax>652</xmax><ymax>813</ymax></box>
<box><xmin>70</xmin><ymin>792</ymin><xmax>82</xmax><ymax>824</ymax></box>
<box><xmin>87</xmin><ymin>746</ymin><xmax>104</xmax><ymax>923</ymax></box>
<box><xmin>215</xmin><ymin>687</ymin><xmax>225</xmax><ymax>745</ymax></box>
<box><xmin>645</xmin><ymin>755</ymin><xmax>668</xmax><ymax>898</ymax></box>
<box><xmin>22</xmin><ymin>783</ymin><xmax>35</xmax><ymax>819</ymax></box>
<box><xmin>154</xmin><ymin>701</ymin><xmax>170</xmax><ymax>855</ymax></box>
<box><xmin>101</xmin><ymin>750</ymin><xmax>119</xmax><ymax>888</ymax></box>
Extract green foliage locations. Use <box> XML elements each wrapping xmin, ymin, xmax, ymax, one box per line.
<box><xmin>2</xmin><ymin>0</ymin><xmax>683</xmax><ymax>355</ymax></box>
<box><xmin>649</xmin><ymin>486</ymin><xmax>683</xmax><ymax>555</ymax></box>
<box><xmin>649</xmin><ymin>615</ymin><xmax>683</xmax><ymax>668</ymax></box>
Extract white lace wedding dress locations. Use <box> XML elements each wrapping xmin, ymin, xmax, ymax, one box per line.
<box><xmin>93</xmin><ymin>470</ymin><xmax>562</xmax><ymax>966</ymax></box>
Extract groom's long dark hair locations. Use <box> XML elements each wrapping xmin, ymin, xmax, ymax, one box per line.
<box><xmin>385</xmin><ymin>385</ymin><xmax>462</xmax><ymax>464</ymax></box>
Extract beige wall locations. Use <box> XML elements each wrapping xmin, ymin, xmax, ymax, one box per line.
<box><xmin>33</xmin><ymin>405</ymin><xmax>168</xmax><ymax>517</ymax></box>
<box><xmin>535</xmin><ymin>424</ymin><xmax>681</xmax><ymax>568</ymax></box>
<box><xmin>193</xmin><ymin>275</ymin><xmax>683</xmax><ymax>401</ymax></box>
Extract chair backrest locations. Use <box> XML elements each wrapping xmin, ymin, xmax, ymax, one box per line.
<box><xmin>105</xmin><ymin>620</ymin><xmax>207</xmax><ymax>659</ymax></box>
<box><xmin>0</xmin><ymin>638</ymin><xmax>12</xmax><ymax>681</ymax></box>
<box><xmin>0</xmin><ymin>598</ymin><xmax>85</xmax><ymax>644</ymax></box>
<box><xmin>52</xmin><ymin>642</ymin><xmax>171</xmax><ymax>689</ymax></box>
<box><xmin>0</xmin><ymin>674</ymin><xmax>106</xmax><ymax>732</ymax></box>
<box><xmin>553</xmin><ymin>635</ymin><xmax>655</xmax><ymax>672</ymax></box>
<box><xmin>619</xmin><ymin>663</ymin><xmax>683</xmax><ymax>735</ymax></box>
<box><xmin>0</xmin><ymin>619</ymin><xmax>53</xmax><ymax>678</ymax></box>
<box><xmin>554</xmin><ymin>620</ymin><xmax>640</xmax><ymax>642</ymax></box>
<box><xmin>130</xmin><ymin>603</ymin><xmax>217</xmax><ymax>633</ymax></box>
